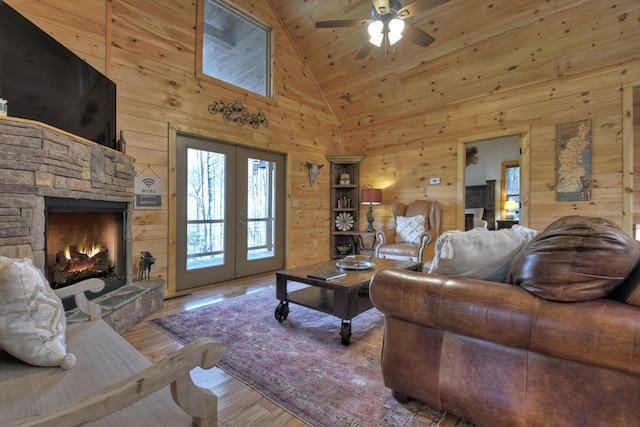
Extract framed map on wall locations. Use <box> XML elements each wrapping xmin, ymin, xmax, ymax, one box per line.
<box><xmin>556</xmin><ymin>119</ymin><xmax>592</xmax><ymax>201</ymax></box>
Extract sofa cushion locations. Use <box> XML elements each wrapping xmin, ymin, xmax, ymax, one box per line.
<box><xmin>507</xmin><ymin>216</ymin><xmax>640</xmax><ymax>302</ymax></box>
<box><xmin>395</xmin><ymin>215</ymin><xmax>425</xmax><ymax>244</ymax></box>
<box><xmin>0</xmin><ymin>256</ymin><xmax>76</xmax><ymax>369</ymax></box>
<box><xmin>428</xmin><ymin>227</ymin><xmax>535</xmax><ymax>282</ymax></box>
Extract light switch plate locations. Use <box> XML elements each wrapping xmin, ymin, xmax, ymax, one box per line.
<box><xmin>429</xmin><ymin>177</ymin><xmax>440</xmax><ymax>185</ymax></box>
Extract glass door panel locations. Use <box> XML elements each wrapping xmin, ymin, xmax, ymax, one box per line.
<box><xmin>235</xmin><ymin>147</ymin><xmax>284</xmax><ymax>276</ymax></box>
<box><xmin>176</xmin><ymin>135</ymin><xmax>235</xmax><ymax>290</ymax></box>
<box><xmin>186</xmin><ymin>148</ymin><xmax>226</xmax><ymax>270</ymax></box>
<box><xmin>246</xmin><ymin>157</ymin><xmax>276</xmax><ymax>260</ymax></box>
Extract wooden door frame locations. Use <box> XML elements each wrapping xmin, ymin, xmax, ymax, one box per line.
<box><xmin>456</xmin><ymin>127</ymin><xmax>530</xmax><ymax>231</ymax></box>
<box><xmin>622</xmin><ymin>83</ymin><xmax>635</xmax><ymax>236</ymax></box>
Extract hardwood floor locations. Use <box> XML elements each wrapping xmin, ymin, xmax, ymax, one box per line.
<box><xmin>122</xmin><ymin>272</ymin><xmax>467</xmax><ymax>427</ymax></box>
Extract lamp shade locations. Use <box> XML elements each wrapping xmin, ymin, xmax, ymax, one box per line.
<box><xmin>504</xmin><ymin>200</ymin><xmax>518</xmax><ymax>211</ymax></box>
<box><xmin>361</xmin><ymin>188</ymin><xmax>382</xmax><ymax>204</ymax></box>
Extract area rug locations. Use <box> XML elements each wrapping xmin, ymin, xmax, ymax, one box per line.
<box><xmin>150</xmin><ymin>285</ymin><xmax>445</xmax><ymax>427</ymax></box>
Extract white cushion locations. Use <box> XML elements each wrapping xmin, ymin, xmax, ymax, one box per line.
<box><xmin>0</xmin><ymin>257</ymin><xmax>75</xmax><ymax>369</ymax></box>
<box><xmin>394</xmin><ymin>215</ymin><xmax>426</xmax><ymax>243</ymax></box>
<box><xmin>428</xmin><ymin>228</ymin><xmax>537</xmax><ymax>282</ymax></box>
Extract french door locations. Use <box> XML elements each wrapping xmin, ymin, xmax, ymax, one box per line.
<box><xmin>175</xmin><ymin>134</ymin><xmax>285</xmax><ymax>291</ymax></box>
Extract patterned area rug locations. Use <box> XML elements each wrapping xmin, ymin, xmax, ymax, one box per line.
<box><xmin>150</xmin><ymin>285</ymin><xmax>445</xmax><ymax>427</ymax></box>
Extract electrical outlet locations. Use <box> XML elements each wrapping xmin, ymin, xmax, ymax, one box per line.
<box><xmin>429</xmin><ymin>177</ymin><xmax>441</xmax><ymax>185</ymax></box>
<box><xmin>291</xmin><ymin>199</ymin><xmax>299</xmax><ymax>208</ymax></box>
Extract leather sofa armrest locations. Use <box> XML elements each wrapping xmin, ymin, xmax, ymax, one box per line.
<box><xmin>370</xmin><ymin>269</ymin><xmax>538</xmax><ymax>350</ymax></box>
<box><xmin>370</xmin><ymin>268</ymin><xmax>640</xmax><ymax>376</ymax></box>
<box><xmin>415</xmin><ymin>230</ymin><xmax>434</xmax><ymax>264</ymax></box>
<box><xmin>374</xmin><ymin>229</ymin><xmax>396</xmax><ymax>254</ymax></box>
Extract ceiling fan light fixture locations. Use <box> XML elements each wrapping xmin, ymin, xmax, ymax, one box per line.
<box><xmin>367</xmin><ymin>20</ymin><xmax>384</xmax><ymax>47</ymax></box>
<box><xmin>388</xmin><ymin>18</ymin><xmax>404</xmax><ymax>45</ymax></box>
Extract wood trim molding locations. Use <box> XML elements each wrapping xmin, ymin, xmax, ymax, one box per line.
<box><xmin>622</xmin><ymin>83</ymin><xmax>635</xmax><ymax>236</ymax></box>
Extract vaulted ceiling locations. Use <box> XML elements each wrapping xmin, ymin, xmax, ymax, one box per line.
<box><xmin>270</xmin><ymin>0</ymin><xmax>634</xmax><ymax>131</ymax></box>
<box><xmin>271</xmin><ymin>0</ymin><xmax>462</xmax><ymax>130</ymax></box>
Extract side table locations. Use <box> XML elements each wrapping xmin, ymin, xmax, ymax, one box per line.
<box><xmin>496</xmin><ymin>220</ymin><xmax>519</xmax><ymax>230</ymax></box>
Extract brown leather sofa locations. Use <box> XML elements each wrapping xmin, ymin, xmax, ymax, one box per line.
<box><xmin>370</xmin><ymin>216</ymin><xmax>640</xmax><ymax>426</ymax></box>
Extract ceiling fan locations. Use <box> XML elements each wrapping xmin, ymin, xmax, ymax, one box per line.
<box><xmin>315</xmin><ymin>0</ymin><xmax>449</xmax><ymax>59</ymax></box>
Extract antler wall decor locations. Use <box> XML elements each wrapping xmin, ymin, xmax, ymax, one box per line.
<box><xmin>466</xmin><ymin>146</ymin><xmax>479</xmax><ymax>166</ymax></box>
<box><xmin>208</xmin><ymin>100</ymin><xmax>269</xmax><ymax>128</ymax></box>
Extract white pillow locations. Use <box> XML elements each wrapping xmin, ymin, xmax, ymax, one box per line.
<box><xmin>395</xmin><ymin>215</ymin><xmax>426</xmax><ymax>243</ymax></box>
<box><xmin>0</xmin><ymin>257</ymin><xmax>76</xmax><ymax>369</ymax></box>
<box><xmin>428</xmin><ymin>228</ymin><xmax>536</xmax><ymax>282</ymax></box>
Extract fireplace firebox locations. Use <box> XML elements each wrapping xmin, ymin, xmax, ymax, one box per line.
<box><xmin>45</xmin><ymin>198</ymin><xmax>128</xmax><ymax>306</ymax></box>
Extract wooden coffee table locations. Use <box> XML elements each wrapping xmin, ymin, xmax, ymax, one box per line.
<box><xmin>274</xmin><ymin>257</ymin><xmax>420</xmax><ymax>345</ymax></box>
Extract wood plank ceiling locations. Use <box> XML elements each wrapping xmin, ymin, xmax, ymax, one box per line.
<box><xmin>270</xmin><ymin>0</ymin><xmax>640</xmax><ymax>131</ymax></box>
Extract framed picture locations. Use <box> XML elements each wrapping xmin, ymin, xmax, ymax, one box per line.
<box><xmin>556</xmin><ymin>119</ymin><xmax>592</xmax><ymax>201</ymax></box>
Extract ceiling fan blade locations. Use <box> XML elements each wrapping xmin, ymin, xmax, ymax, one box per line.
<box><xmin>355</xmin><ymin>41</ymin><xmax>375</xmax><ymax>60</ymax></box>
<box><xmin>315</xmin><ymin>19</ymin><xmax>370</xmax><ymax>28</ymax></box>
<box><xmin>371</xmin><ymin>0</ymin><xmax>390</xmax><ymax>14</ymax></box>
<box><xmin>397</xmin><ymin>0</ymin><xmax>450</xmax><ymax>18</ymax></box>
<box><xmin>402</xmin><ymin>23</ymin><xmax>435</xmax><ymax>47</ymax></box>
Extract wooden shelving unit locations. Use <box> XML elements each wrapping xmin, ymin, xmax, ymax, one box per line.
<box><xmin>326</xmin><ymin>155</ymin><xmax>365</xmax><ymax>259</ymax></box>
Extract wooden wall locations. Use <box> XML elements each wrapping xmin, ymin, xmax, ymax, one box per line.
<box><xmin>7</xmin><ymin>0</ymin><xmax>343</xmax><ymax>296</ymax></box>
<box><xmin>348</xmin><ymin>1</ymin><xmax>640</xmax><ymax>235</ymax></box>
<box><xmin>6</xmin><ymin>0</ymin><xmax>640</xmax><ymax>296</ymax></box>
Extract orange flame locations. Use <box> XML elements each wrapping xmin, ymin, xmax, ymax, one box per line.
<box><xmin>64</xmin><ymin>243</ymin><xmax>102</xmax><ymax>260</ymax></box>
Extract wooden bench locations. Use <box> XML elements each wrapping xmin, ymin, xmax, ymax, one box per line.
<box><xmin>0</xmin><ymin>279</ymin><xmax>223</xmax><ymax>426</ymax></box>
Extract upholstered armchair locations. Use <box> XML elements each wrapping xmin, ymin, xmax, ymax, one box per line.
<box><xmin>374</xmin><ymin>200</ymin><xmax>441</xmax><ymax>268</ymax></box>
<box><xmin>465</xmin><ymin>208</ymin><xmax>488</xmax><ymax>229</ymax></box>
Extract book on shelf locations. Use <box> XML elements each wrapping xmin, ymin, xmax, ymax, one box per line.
<box><xmin>307</xmin><ymin>270</ymin><xmax>347</xmax><ymax>281</ymax></box>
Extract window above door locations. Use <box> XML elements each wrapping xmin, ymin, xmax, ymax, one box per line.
<box><xmin>197</xmin><ymin>0</ymin><xmax>273</xmax><ymax>98</ymax></box>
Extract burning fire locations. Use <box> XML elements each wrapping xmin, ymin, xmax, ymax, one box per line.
<box><xmin>64</xmin><ymin>243</ymin><xmax>103</xmax><ymax>259</ymax></box>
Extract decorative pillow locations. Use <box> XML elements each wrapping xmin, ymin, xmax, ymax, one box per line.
<box><xmin>428</xmin><ymin>228</ymin><xmax>536</xmax><ymax>282</ymax></box>
<box><xmin>394</xmin><ymin>215</ymin><xmax>426</xmax><ymax>244</ymax></box>
<box><xmin>0</xmin><ymin>256</ymin><xmax>76</xmax><ymax>369</ymax></box>
<box><xmin>507</xmin><ymin>216</ymin><xmax>640</xmax><ymax>302</ymax></box>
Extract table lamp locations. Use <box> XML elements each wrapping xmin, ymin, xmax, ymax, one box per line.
<box><xmin>361</xmin><ymin>188</ymin><xmax>382</xmax><ymax>232</ymax></box>
<box><xmin>504</xmin><ymin>200</ymin><xmax>518</xmax><ymax>220</ymax></box>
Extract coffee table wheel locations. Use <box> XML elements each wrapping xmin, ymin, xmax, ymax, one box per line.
<box><xmin>340</xmin><ymin>321</ymin><xmax>351</xmax><ymax>346</ymax></box>
<box><xmin>274</xmin><ymin>301</ymin><xmax>289</xmax><ymax>322</ymax></box>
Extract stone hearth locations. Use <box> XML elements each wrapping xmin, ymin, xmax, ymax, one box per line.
<box><xmin>66</xmin><ymin>279</ymin><xmax>164</xmax><ymax>334</ymax></box>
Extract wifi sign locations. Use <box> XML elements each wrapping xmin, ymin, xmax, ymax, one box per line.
<box><xmin>135</xmin><ymin>174</ymin><xmax>162</xmax><ymax>195</ymax></box>
<box><xmin>142</xmin><ymin>178</ymin><xmax>156</xmax><ymax>188</ymax></box>
<box><xmin>135</xmin><ymin>174</ymin><xmax>163</xmax><ymax>208</ymax></box>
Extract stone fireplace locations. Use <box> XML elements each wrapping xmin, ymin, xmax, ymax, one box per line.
<box><xmin>0</xmin><ymin>117</ymin><xmax>162</xmax><ymax>332</ymax></box>
<box><xmin>0</xmin><ymin>117</ymin><xmax>134</xmax><ymax>280</ymax></box>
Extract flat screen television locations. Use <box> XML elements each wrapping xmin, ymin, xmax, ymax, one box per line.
<box><xmin>0</xmin><ymin>1</ymin><xmax>116</xmax><ymax>148</ymax></box>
